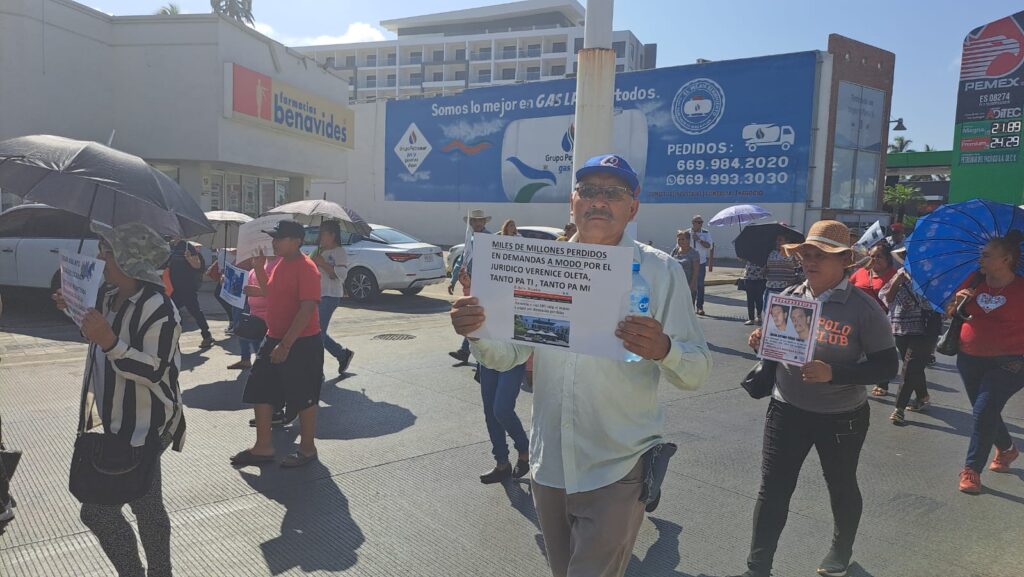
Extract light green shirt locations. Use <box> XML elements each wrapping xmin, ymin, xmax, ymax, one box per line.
<box><xmin>470</xmin><ymin>234</ymin><xmax>712</xmax><ymax>494</ymax></box>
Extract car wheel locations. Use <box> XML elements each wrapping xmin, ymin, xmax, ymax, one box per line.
<box><xmin>399</xmin><ymin>287</ymin><xmax>423</xmax><ymax>296</ymax></box>
<box><xmin>346</xmin><ymin>268</ymin><xmax>379</xmax><ymax>302</ymax></box>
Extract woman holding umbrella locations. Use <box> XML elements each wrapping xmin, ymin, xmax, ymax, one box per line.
<box><xmin>950</xmin><ymin>230</ymin><xmax>1024</xmax><ymax>494</ymax></box>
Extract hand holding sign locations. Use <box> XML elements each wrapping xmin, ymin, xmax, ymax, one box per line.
<box><xmin>81</xmin><ymin>309</ymin><xmax>117</xmax><ymax>350</ymax></box>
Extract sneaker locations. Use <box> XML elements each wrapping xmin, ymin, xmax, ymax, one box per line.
<box><xmin>448</xmin><ymin>349</ymin><xmax>469</xmax><ymax>363</ymax></box>
<box><xmin>338</xmin><ymin>349</ymin><xmax>355</xmax><ymax>375</ymax></box>
<box><xmin>744</xmin><ymin>319</ymin><xmax>757</xmax><ymax>326</ymax></box>
<box><xmin>480</xmin><ymin>463</ymin><xmax>512</xmax><ymax>484</ymax></box>
<box><xmin>199</xmin><ymin>335</ymin><xmax>216</xmax><ymax>349</ymax></box>
<box><xmin>958</xmin><ymin>466</ymin><xmax>981</xmax><ymax>494</ymax></box>
<box><xmin>817</xmin><ymin>546</ymin><xmax>851</xmax><ymax>577</ymax></box>
<box><xmin>907</xmin><ymin>395</ymin><xmax>930</xmax><ymax>412</ymax></box>
<box><xmin>990</xmin><ymin>445</ymin><xmax>1019</xmax><ymax>473</ymax></box>
<box><xmin>889</xmin><ymin>409</ymin><xmax>905</xmax><ymax>426</ymax></box>
<box><xmin>696</xmin><ymin>308</ymin><xmax>706</xmax><ymax>316</ymax></box>
<box><xmin>228</xmin><ymin>360</ymin><xmax>252</xmax><ymax>370</ymax></box>
<box><xmin>0</xmin><ymin>499</ymin><xmax>13</xmax><ymax>523</ymax></box>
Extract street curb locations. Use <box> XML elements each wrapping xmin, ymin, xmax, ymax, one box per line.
<box><xmin>706</xmin><ymin>278</ymin><xmax>739</xmax><ymax>287</ymax></box>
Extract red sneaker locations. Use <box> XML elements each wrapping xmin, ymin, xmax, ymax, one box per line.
<box><xmin>990</xmin><ymin>445</ymin><xmax>1019</xmax><ymax>473</ymax></box>
<box><xmin>959</xmin><ymin>466</ymin><xmax>981</xmax><ymax>494</ymax></box>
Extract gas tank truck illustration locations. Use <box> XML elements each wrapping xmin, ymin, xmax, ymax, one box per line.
<box><xmin>683</xmin><ymin>96</ymin><xmax>713</xmax><ymax>116</ymax></box>
<box><xmin>742</xmin><ymin>123</ymin><xmax>795</xmax><ymax>151</ymax></box>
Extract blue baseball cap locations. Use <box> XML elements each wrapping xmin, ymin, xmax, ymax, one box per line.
<box><xmin>574</xmin><ymin>154</ymin><xmax>639</xmax><ymax>193</ymax></box>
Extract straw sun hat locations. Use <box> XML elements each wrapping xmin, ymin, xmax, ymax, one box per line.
<box><xmin>782</xmin><ymin>220</ymin><xmax>853</xmax><ymax>259</ymax></box>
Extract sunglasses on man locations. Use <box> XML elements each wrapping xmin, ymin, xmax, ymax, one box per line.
<box><xmin>574</xmin><ymin>183</ymin><xmax>636</xmax><ymax>202</ymax></box>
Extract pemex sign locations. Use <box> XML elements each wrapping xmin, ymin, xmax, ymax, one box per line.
<box><xmin>950</xmin><ymin>11</ymin><xmax>1024</xmax><ymax>204</ymax></box>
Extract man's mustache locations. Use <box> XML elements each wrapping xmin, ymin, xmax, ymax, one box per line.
<box><xmin>584</xmin><ymin>208</ymin><xmax>614</xmax><ymax>220</ymax></box>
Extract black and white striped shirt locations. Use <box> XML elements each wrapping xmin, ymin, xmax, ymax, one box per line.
<box><xmin>79</xmin><ymin>283</ymin><xmax>186</xmax><ymax>451</ymax></box>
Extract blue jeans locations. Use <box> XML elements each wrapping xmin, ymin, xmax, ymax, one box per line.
<box><xmin>956</xmin><ymin>353</ymin><xmax>1024</xmax><ymax>473</ymax></box>
<box><xmin>478</xmin><ymin>363</ymin><xmax>529</xmax><ymax>464</ymax></box>
<box><xmin>318</xmin><ymin>296</ymin><xmax>350</xmax><ymax>361</ymax></box>
<box><xmin>695</xmin><ymin>263</ymin><xmax>707</xmax><ymax>309</ymax></box>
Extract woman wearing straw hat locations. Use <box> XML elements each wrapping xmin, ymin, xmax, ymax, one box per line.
<box><xmin>730</xmin><ymin>220</ymin><xmax>899</xmax><ymax>577</ymax></box>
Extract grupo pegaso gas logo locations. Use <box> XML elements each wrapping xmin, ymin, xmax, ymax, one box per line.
<box><xmin>671</xmin><ymin>78</ymin><xmax>726</xmax><ymax>135</ymax></box>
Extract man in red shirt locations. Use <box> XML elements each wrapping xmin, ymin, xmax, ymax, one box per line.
<box><xmin>231</xmin><ymin>220</ymin><xmax>324</xmax><ymax>468</ymax></box>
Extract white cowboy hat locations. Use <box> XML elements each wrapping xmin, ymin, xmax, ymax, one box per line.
<box><xmin>463</xmin><ymin>209</ymin><xmax>492</xmax><ymax>223</ymax></box>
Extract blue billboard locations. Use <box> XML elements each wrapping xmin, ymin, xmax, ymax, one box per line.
<box><xmin>386</xmin><ymin>51</ymin><xmax>818</xmax><ymax>204</ymax></box>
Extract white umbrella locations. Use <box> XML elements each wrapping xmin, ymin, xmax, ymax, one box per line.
<box><xmin>201</xmin><ymin>210</ymin><xmax>253</xmax><ymax>267</ymax></box>
<box><xmin>708</xmin><ymin>204</ymin><xmax>772</xmax><ymax>227</ymax></box>
<box><xmin>235</xmin><ymin>214</ymin><xmax>292</xmax><ymax>263</ymax></box>
<box><xmin>266</xmin><ymin>199</ymin><xmax>371</xmax><ymax>236</ymax></box>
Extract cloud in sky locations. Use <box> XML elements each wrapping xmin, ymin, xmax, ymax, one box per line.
<box><xmin>254</xmin><ymin>21</ymin><xmax>388</xmax><ymax>46</ymax></box>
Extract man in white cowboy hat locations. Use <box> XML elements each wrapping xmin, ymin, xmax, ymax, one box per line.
<box><xmin>451</xmin><ymin>154</ymin><xmax>711</xmax><ymax>577</ymax></box>
<box><xmin>448</xmin><ymin>209</ymin><xmax>492</xmax><ymax>363</ymax></box>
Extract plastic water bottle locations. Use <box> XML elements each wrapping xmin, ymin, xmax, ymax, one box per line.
<box><xmin>625</xmin><ymin>262</ymin><xmax>650</xmax><ymax>363</ymax></box>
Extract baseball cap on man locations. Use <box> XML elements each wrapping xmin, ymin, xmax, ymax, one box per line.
<box><xmin>575</xmin><ymin>154</ymin><xmax>640</xmax><ymax>193</ymax></box>
<box><xmin>263</xmin><ymin>220</ymin><xmax>305</xmax><ymax>239</ymax></box>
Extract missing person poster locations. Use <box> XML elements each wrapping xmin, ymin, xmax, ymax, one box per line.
<box><xmin>759</xmin><ymin>293</ymin><xmax>821</xmax><ymax>365</ymax></box>
<box><xmin>219</xmin><ymin>263</ymin><xmax>248</xmax><ymax>309</ymax></box>
<box><xmin>469</xmin><ymin>233</ymin><xmax>633</xmax><ymax>359</ymax></box>
<box><xmin>59</xmin><ymin>250</ymin><xmax>106</xmax><ymax>327</ymax></box>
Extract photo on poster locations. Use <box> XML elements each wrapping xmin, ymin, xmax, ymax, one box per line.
<box><xmin>514</xmin><ymin>315</ymin><xmax>570</xmax><ymax>348</ymax></box>
<box><xmin>219</xmin><ymin>263</ymin><xmax>248</xmax><ymax>310</ymax></box>
<box><xmin>758</xmin><ymin>293</ymin><xmax>821</xmax><ymax>366</ymax></box>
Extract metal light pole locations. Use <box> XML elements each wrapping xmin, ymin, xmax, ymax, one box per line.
<box><xmin>571</xmin><ymin>0</ymin><xmax>616</xmax><ymax>181</ymax></box>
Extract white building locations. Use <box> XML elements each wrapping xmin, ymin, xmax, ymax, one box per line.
<box><xmin>0</xmin><ymin>0</ymin><xmax>354</xmax><ymax>217</ymax></box>
<box><xmin>296</xmin><ymin>0</ymin><xmax>656</xmax><ymax>103</ymax></box>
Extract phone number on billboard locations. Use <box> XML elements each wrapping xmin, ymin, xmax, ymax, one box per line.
<box><xmin>674</xmin><ymin>156</ymin><xmax>792</xmax><ymax>171</ymax></box>
<box><xmin>666</xmin><ymin>172</ymin><xmax>790</xmax><ymax>185</ymax></box>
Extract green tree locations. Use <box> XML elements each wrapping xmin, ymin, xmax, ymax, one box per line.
<box><xmin>883</xmin><ymin>183</ymin><xmax>923</xmax><ymax>225</ymax></box>
<box><xmin>210</xmin><ymin>0</ymin><xmax>254</xmax><ymax>26</ymax></box>
<box><xmin>155</xmin><ymin>3</ymin><xmax>180</xmax><ymax>14</ymax></box>
<box><xmin>888</xmin><ymin>136</ymin><xmax>915</xmax><ymax>153</ymax></box>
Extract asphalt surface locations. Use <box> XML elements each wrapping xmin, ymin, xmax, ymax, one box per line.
<box><xmin>0</xmin><ymin>281</ymin><xmax>1021</xmax><ymax>577</ymax></box>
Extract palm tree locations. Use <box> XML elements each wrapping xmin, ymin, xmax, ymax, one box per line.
<box><xmin>888</xmin><ymin>136</ymin><xmax>915</xmax><ymax>153</ymax></box>
<box><xmin>210</xmin><ymin>0</ymin><xmax>254</xmax><ymax>26</ymax></box>
<box><xmin>883</xmin><ymin>183</ymin><xmax>922</xmax><ymax>225</ymax></box>
<box><xmin>155</xmin><ymin>3</ymin><xmax>180</xmax><ymax>14</ymax></box>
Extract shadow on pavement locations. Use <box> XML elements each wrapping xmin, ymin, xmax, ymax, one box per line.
<box><xmin>239</xmin><ymin>463</ymin><xmax>364</xmax><ymax>575</ymax></box>
<box><xmin>708</xmin><ymin>342</ymin><xmax>758</xmax><ymax>362</ymax></box>
<box><xmin>183</xmin><ymin>377</ymin><xmax>417</xmax><ymax>441</ymax></box>
<box><xmin>905</xmin><ymin>403</ymin><xmax>1024</xmax><ymax>438</ymax></box>
<box><xmin>625</xmin><ymin>517</ymin><xmax>710</xmax><ymax>577</ymax></box>
<box><xmin>503</xmin><ymin>478</ymin><xmax>547</xmax><ymax>558</ymax></box>
<box><xmin>338</xmin><ymin>291</ymin><xmax>452</xmax><ymax>316</ymax></box>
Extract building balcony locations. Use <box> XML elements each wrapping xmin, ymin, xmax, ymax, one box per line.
<box><xmin>422</xmin><ymin>79</ymin><xmax>466</xmax><ymax>88</ymax></box>
<box><xmin>470</xmin><ymin>51</ymin><xmax>493</xmax><ymax>61</ymax></box>
<box><xmin>400</xmin><ymin>79</ymin><xmax>423</xmax><ymax>87</ymax></box>
<box><xmin>524</xmin><ymin>71</ymin><xmax>541</xmax><ymax>81</ymax></box>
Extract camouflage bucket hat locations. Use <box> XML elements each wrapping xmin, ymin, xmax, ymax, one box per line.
<box><xmin>90</xmin><ymin>222</ymin><xmax>170</xmax><ymax>286</ymax></box>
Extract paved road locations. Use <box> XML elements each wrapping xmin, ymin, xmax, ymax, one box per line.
<box><xmin>0</xmin><ymin>282</ymin><xmax>1021</xmax><ymax>577</ymax></box>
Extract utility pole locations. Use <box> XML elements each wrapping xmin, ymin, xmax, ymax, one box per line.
<box><xmin>571</xmin><ymin>0</ymin><xmax>616</xmax><ymax>181</ymax></box>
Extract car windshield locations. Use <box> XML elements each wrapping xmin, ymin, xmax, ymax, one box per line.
<box><xmin>372</xmin><ymin>227</ymin><xmax>420</xmax><ymax>245</ymax></box>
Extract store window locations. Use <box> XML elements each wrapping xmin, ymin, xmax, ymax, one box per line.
<box><xmin>225</xmin><ymin>173</ymin><xmax>242</xmax><ymax>212</ymax></box>
<box><xmin>275</xmin><ymin>179</ymin><xmax>289</xmax><ymax>207</ymax></box>
<box><xmin>204</xmin><ymin>172</ymin><xmax>224</xmax><ymax>211</ymax></box>
<box><xmin>242</xmin><ymin>175</ymin><xmax>258</xmax><ymax>216</ymax></box>
<box><xmin>829</xmin><ymin>81</ymin><xmax>885</xmax><ymax>210</ymax></box>
<box><xmin>259</xmin><ymin>178</ymin><xmax>276</xmax><ymax>214</ymax></box>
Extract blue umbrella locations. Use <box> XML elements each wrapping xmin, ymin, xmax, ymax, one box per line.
<box><xmin>904</xmin><ymin>199</ymin><xmax>1024</xmax><ymax>310</ymax></box>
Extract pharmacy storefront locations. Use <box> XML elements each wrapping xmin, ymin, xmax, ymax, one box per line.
<box><xmin>0</xmin><ymin>3</ymin><xmax>353</xmax><ymax>217</ymax></box>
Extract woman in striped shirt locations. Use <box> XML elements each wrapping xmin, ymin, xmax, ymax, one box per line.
<box><xmin>55</xmin><ymin>222</ymin><xmax>185</xmax><ymax>577</ymax></box>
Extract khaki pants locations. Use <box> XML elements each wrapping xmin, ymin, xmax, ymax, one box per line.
<box><xmin>532</xmin><ymin>460</ymin><xmax>646</xmax><ymax>577</ymax></box>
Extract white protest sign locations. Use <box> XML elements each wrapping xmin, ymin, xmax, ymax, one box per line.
<box><xmin>469</xmin><ymin>233</ymin><xmax>633</xmax><ymax>359</ymax></box>
<box><xmin>854</xmin><ymin>221</ymin><xmax>884</xmax><ymax>252</ymax></box>
<box><xmin>59</xmin><ymin>250</ymin><xmax>106</xmax><ymax>327</ymax></box>
<box><xmin>219</xmin><ymin>263</ymin><xmax>248</xmax><ymax>309</ymax></box>
<box><xmin>759</xmin><ymin>293</ymin><xmax>821</xmax><ymax>366</ymax></box>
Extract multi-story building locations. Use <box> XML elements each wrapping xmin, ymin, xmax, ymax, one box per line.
<box><xmin>295</xmin><ymin>0</ymin><xmax>657</xmax><ymax>103</ymax></box>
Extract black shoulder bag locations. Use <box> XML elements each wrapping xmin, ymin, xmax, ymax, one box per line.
<box><xmin>741</xmin><ymin>360</ymin><xmax>778</xmax><ymax>399</ymax></box>
<box><xmin>936</xmin><ymin>273</ymin><xmax>982</xmax><ymax>357</ymax></box>
<box><xmin>69</xmin><ymin>332</ymin><xmax>160</xmax><ymax>506</ymax></box>
<box><xmin>233</xmin><ymin>312</ymin><xmax>268</xmax><ymax>341</ymax></box>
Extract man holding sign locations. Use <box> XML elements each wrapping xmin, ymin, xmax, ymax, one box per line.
<box><xmin>450</xmin><ymin>154</ymin><xmax>711</xmax><ymax>577</ymax></box>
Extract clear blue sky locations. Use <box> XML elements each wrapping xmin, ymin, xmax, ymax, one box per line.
<box><xmin>85</xmin><ymin>0</ymin><xmax>1024</xmax><ymax>151</ymax></box>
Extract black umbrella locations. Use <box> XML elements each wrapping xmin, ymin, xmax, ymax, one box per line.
<box><xmin>0</xmin><ymin>135</ymin><xmax>213</xmax><ymax>238</ymax></box>
<box><xmin>733</xmin><ymin>221</ymin><xmax>805</xmax><ymax>266</ymax></box>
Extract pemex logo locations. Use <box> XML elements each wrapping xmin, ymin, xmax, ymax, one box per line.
<box><xmin>961</xmin><ymin>14</ymin><xmax>1024</xmax><ymax>80</ymax></box>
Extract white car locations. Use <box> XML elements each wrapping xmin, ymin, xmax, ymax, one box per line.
<box><xmin>446</xmin><ymin>225</ymin><xmax>563</xmax><ymax>274</ymax></box>
<box><xmin>302</xmin><ymin>223</ymin><xmax>445</xmax><ymax>302</ymax></box>
<box><xmin>0</xmin><ymin>204</ymin><xmax>99</xmax><ymax>291</ymax></box>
